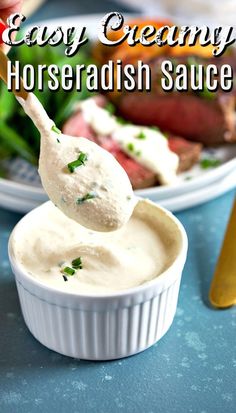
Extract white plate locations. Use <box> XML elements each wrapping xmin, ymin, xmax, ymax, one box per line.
<box><xmin>0</xmin><ymin>190</ymin><xmax>40</xmax><ymax>214</ymax></box>
<box><xmin>161</xmin><ymin>168</ymin><xmax>236</xmax><ymax>212</ymax></box>
<box><xmin>0</xmin><ymin>14</ymin><xmax>236</xmax><ymax>212</ymax></box>
<box><xmin>0</xmin><ymin>143</ymin><xmax>235</xmax><ymax>206</ymax></box>
<box><xmin>1</xmin><ymin>168</ymin><xmax>235</xmax><ymax>214</ymax></box>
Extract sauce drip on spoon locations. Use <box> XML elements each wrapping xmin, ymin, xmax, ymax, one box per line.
<box><xmin>17</xmin><ymin>93</ymin><xmax>136</xmax><ymax>232</ymax></box>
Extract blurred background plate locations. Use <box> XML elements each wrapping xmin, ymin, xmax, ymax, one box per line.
<box><xmin>0</xmin><ymin>189</ymin><xmax>41</xmax><ymax>214</ymax></box>
<box><xmin>1</xmin><ymin>163</ymin><xmax>235</xmax><ymax>214</ymax></box>
<box><xmin>0</xmin><ymin>144</ymin><xmax>236</xmax><ymax>205</ymax></box>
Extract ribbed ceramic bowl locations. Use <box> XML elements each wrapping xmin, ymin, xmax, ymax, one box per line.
<box><xmin>8</xmin><ymin>200</ymin><xmax>188</xmax><ymax>360</ymax></box>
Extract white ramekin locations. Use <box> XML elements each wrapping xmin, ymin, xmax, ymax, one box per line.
<box><xmin>8</xmin><ymin>200</ymin><xmax>188</xmax><ymax>360</ymax></box>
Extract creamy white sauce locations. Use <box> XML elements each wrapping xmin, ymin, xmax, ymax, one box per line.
<box><xmin>12</xmin><ymin>200</ymin><xmax>181</xmax><ymax>294</ymax></box>
<box><xmin>77</xmin><ymin>98</ymin><xmax>179</xmax><ymax>185</ymax></box>
<box><xmin>14</xmin><ymin>94</ymin><xmax>182</xmax><ymax>295</ymax></box>
<box><xmin>113</xmin><ymin>126</ymin><xmax>178</xmax><ymax>185</ymax></box>
<box><xmin>17</xmin><ymin>93</ymin><xmax>136</xmax><ymax>232</ymax></box>
<box><xmin>80</xmin><ymin>98</ymin><xmax>117</xmax><ymax>135</ymax></box>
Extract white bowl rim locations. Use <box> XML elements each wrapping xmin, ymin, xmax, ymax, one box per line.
<box><xmin>8</xmin><ymin>200</ymin><xmax>188</xmax><ymax>302</ymax></box>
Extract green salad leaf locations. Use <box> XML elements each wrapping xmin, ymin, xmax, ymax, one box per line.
<box><xmin>0</xmin><ymin>39</ymin><xmax>94</xmax><ymax>165</ymax></box>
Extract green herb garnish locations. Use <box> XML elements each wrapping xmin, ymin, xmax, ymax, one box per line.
<box><xmin>0</xmin><ymin>43</ymin><xmax>92</xmax><ymax>166</ymax></box>
<box><xmin>57</xmin><ymin>138</ymin><xmax>61</xmax><ymax>143</ymax></box>
<box><xmin>127</xmin><ymin>143</ymin><xmax>135</xmax><ymax>152</ymax></box>
<box><xmin>150</xmin><ymin>126</ymin><xmax>160</xmax><ymax>132</ymax></box>
<box><xmin>77</xmin><ymin>192</ymin><xmax>97</xmax><ymax>204</ymax></box>
<box><xmin>61</xmin><ymin>267</ymin><xmax>75</xmax><ymax>276</ymax></box>
<box><xmin>136</xmin><ymin>150</ymin><xmax>141</xmax><ymax>157</ymax></box>
<box><xmin>52</xmin><ymin>125</ymin><xmax>61</xmax><ymax>134</ymax></box>
<box><xmin>116</xmin><ymin>117</ymin><xmax>129</xmax><ymax>125</ymax></box>
<box><xmin>78</xmin><ymin>152</ymin><xmax>88</xmax><ymax>164</ymax></box>
<box><xmin>198</xmin><ymin>87</ymin><xmax>215</xmax><ymax>101</ymax></box>
<box><xmin>60</xmin><ymin>258</ymin><xmax>83</xmax><ymax>281</ymax></box>
<box><xmin>67</xmin><ymin>152</ymin><xmax>88</xmax><ymax>173</ymax></box>
<box><xmin>72</xmin><ymin>257</ymin><xmax>83</xmax><ymax>270</ymax></box>
<box><xmin>136</xmin><ymin>131</ymin><xmax>146</xmax><ymax>140</ymax></box>
<box><xmin>105</xmin><ymin>102</ymin><xmax>116</xmax><ymax>115</ymax></box>
<box><xmin>200</xmin><ymin>158</ymin><xmax>221</xmax><ymax>169</ymax></box>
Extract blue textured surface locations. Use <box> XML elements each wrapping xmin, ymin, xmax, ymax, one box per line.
<box><xmin>0</xmin><ymin>190</ymin><xmax>236</xmax><ymax>413</ymax></box>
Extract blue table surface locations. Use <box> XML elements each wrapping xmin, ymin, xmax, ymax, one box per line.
<box><xmin>1</xmin><ymin>2</ymin><xmax>236</xmax><ymax>412</ymax></box>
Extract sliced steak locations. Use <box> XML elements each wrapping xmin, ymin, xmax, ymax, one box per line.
<box><xmin>96</xmin><ymin>136</ymin><xmax>157</xmax><ymax>189</ymax></box>
<box><xmin>116</xmin><ymin>92</ymin><xmax>236</xmax><ymax>146</ymax></box>
<box><xmin>103</xmin><ymin>50</ymin><xmax>236</xmax><ymax>146</ymax></box>
<box><xmin>168</xmin><ymin>136</ymin><xmax>202</xmax><ymax>172</ymax></box>
<box><xmin>114</xmin><ymin>151</ymin><xmax>157</xmax><ymax>189</ymax></box>
<box><xmin>63</xmin><ymin>111</ymin><xmax>96</xmax><ymax>141</ymax></box>
<box><xmin>62</xmin><ymin>117</ymin><xmax>157</xmax><ymax>189</ymax></box>
<box><xmin>62</xmin><ymin>104</ymin><xmax>202</xmax><ymax>189</ymax></box>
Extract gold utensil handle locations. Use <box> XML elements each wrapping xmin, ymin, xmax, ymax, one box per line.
<box><xmin>209</xmin><ymin>196</ymin><xmax>236</xmax><ymax>308</ymax></box>
<box><xmin>0</xmin><ymin>48</ymin><xmax>28</xmax><ymax>100</ymax></box>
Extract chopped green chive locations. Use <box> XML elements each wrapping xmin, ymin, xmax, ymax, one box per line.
<box><xmin>67</xmin><ymin>152</ymin><xmax>88</xmax><ymax>173</ymax></box>
<box><xmin>60</xmin><ymin>258</ymin><xmax>83</xmax><ymax>281</ymax></box>
<box><xmin>127</xmin><ymin>143</ymin><xmax>135</xmax><ymax>152</ymax></box>
<box><xmin>185</xmin><ymin>176</ymin><xmax>192</xmax><ymax>181</ymax></box>
<box><xmin>57</xmin><ymin>138</ymin><xmax>61</xmax><ymax>143</ymax></box>
<box><xmin>116</xmin><ymin>117</ymin><xmax>129</xmax><ymax>125</ymax></box>
<box><xmin>78</xmin><ymin>152</ymin><xmax>88</xmax><ymax>164</ymax></box>
<box><xmin>72</xmin><ymin>257</ymin><xmax>83</xmax><ymax>270</ymax></box>
<box><xmin>200</xmin><ymin>158</ymin><xmax>221</xmax><ymax>169</ymax></box>
<box><xmin>136</xmin><ymin>131</ymin><xmax>146</xmax><ymax>140</ymax></box>
<box><xmin>52</xmin><ymin>125</ymin><xmax>61</xmax><ymax>134</ymax></box>
<box><xmin>105</xmin><ymin>102</ymin><xmax>116</xmax><ymax>115</ymax></box>
<box><xmin>61</xmin><ymin>267</ymin><xmax>75</xmax><ymax>276</ymax></box>
<box><xmin>77</xmin><ymin>192</ymin><xmax>97</xmax><ymax>204</ymax></box>
<box><xmin>126</xmin><ymin>143</ymin><xmax>141</xmax><ymax>156</ymax></box>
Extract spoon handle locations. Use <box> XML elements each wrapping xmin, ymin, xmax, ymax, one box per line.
<box><xmin>209</xmin><ymin>196</ymin><xmax>236</xmax><ymax>308</ymax></box>
<box><xmin>0</xmin><ymin>49</ymin><xmax>28</xmax><ymax>100</ymax></box>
